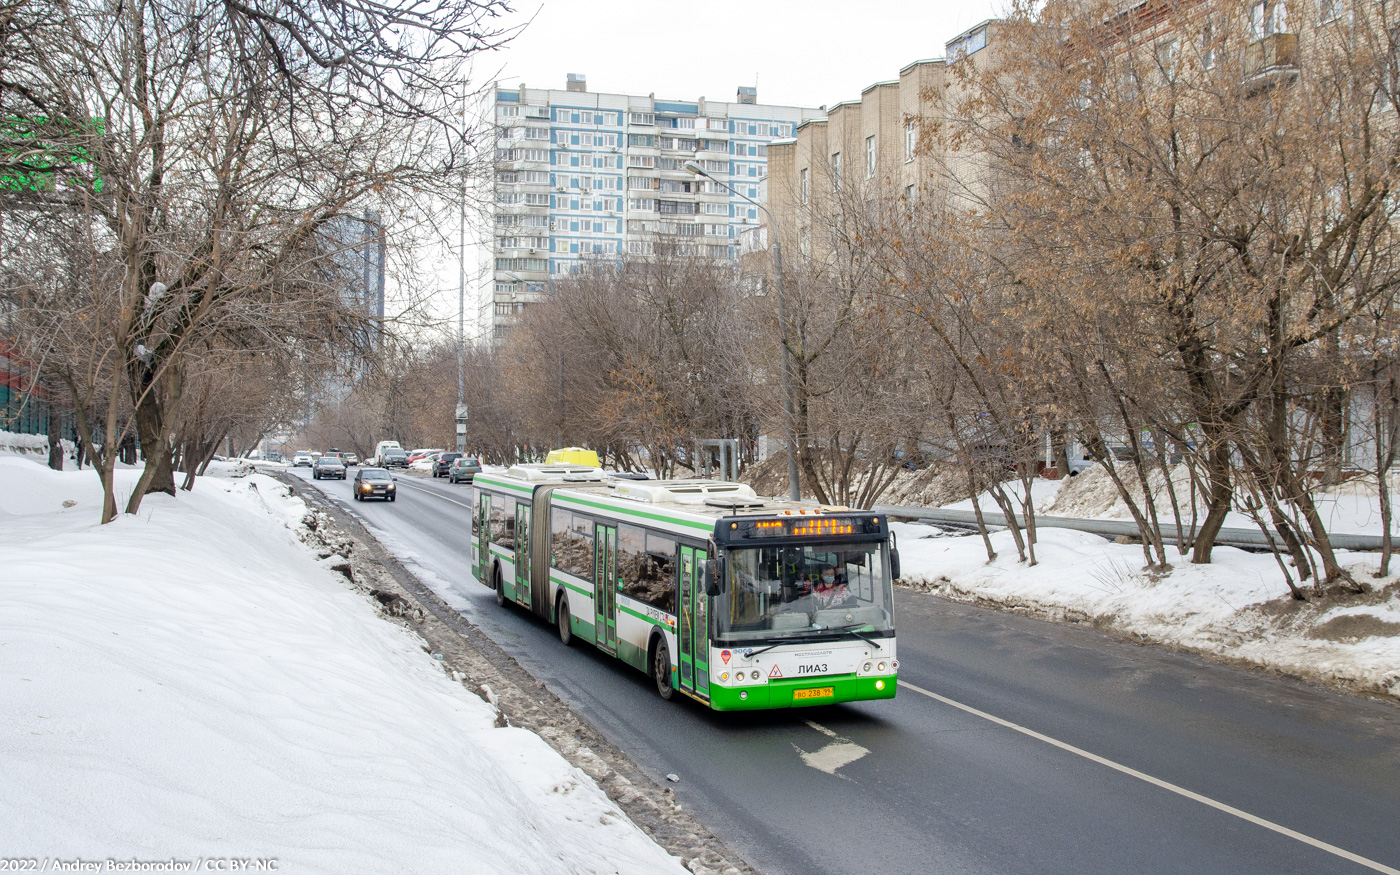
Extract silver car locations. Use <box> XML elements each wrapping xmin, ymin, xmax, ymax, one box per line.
<box><xmin>312</xmin><ymin>456</ymin><xmax>346</xmax><ymax>480</ymax></box>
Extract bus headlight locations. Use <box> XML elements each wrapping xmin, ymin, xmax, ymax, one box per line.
<box><xmin>863</xmin><ymin>662</ymin><xmax>872</xmax><ymax>672</ymax></box>
<box><xmin>877</xmin><ymin>662</ymin><xmax>887</xmax><ymax>673</ymax></box>
<box><xmin>875</xmin><ymin>680</ymin><xmax>886</xmax><ymax>690</ymax></box>
<box><xmin>751</xmin><ymin>670</ymin><xmax>761</xmax><ymax>681</ymax></box>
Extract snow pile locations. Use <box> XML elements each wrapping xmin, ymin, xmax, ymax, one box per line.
<box><xmin>896</xmin><ymin>521</ymin><xmax>1400</xmax><ymax>698</ymax></box>
<box><xmin>409</xmin><ymin>458</ymin><xmax>435</xmax><ymax>473</ymax></box>
<box><xmin>0</xmin><ymin>456</ymin><xmax>684</xmax><ymax>874</ymax></box>
<box><xmin>0</xmin><ymin>427</ymin><xmax>74</xmax><ymax>460</ymax></box>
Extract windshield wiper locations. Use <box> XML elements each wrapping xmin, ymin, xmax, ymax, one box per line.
<box><xmin>741</xmin><ymin>642</ymin><xmax>785</xmax><ymax>658</ymax></box>
<box><xmin>806</xmin><ymin>622</ymin><xmax>885</xmax><ymax>650</ymax></box>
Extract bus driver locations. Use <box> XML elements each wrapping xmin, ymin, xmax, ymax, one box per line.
<box><xmin>813</xmin><ymin>565</ymin><xmax>852</xmax><ymax>609</ymax></box>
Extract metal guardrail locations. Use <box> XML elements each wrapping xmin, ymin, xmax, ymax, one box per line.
<box><xmin>870</xmin><ymin>505</ymin><xmax>1390</xmax><ymax>552</ymax></box>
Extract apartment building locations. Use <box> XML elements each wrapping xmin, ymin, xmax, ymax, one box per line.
<box><xmin>487</xmin><ymin>75</ymin><xmax>824</xmax><ymax>340</ymax></box>
<box><xmin>764</xmin><ymin>20</ymin><xmax>1006</xmax><ymax>273</ymax></box>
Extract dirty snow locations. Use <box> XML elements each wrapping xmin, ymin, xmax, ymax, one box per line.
<box><xmin>0</xmin><ymin>455</ymin><xmax>684</xmax><ymax>874</ymax></box>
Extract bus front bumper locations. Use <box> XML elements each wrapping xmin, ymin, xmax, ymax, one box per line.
<box><xmin>707</xmin><ymin>674</ymin><xmax>897</xmax><ymax>711</ymax></box>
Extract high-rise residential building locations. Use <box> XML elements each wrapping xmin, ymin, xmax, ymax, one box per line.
<box><xmin>487</xmin><ymin>75</ymin><xmax>824</xmax><ymax>340</ymax></box>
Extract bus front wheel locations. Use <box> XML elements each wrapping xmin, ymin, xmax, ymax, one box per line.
<box><xmin>652</xmin><ymin>636</ymin><xmax>674</xmax><ymax>701</ymax></box>
<box><xmin>493</xmin><ymin>565</ymin><xmax>506</xmax><ymax>607</ymax></box>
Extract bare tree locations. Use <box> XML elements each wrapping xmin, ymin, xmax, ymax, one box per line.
<box><xmin>1</xmin><ymin>0</ymin><xmax>513</xmax><ymax>519</ymax></box>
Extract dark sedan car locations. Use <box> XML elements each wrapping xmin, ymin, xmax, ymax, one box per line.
<box><xmin>353</xmin><ymin>467</ymin><xmax>397</xmax><ymax>501</ymax></box>
<box><xmin>380</xmin><ymin>448</ymin><xmax>409</xmax><ymax>468</ymax></box>
<box><xmin>432</xmin><ymin>452</ymin><xmax>462</xmax><ymax>477</ymax></box>
<box><xmin>447</xmin><ymin>456</ymin><xmax>482</xmax><ymax>484</ymax></box>
<box><xmin>312</xmin><ymin>456</ymin><xmax>346</xmax><ymax>480</ymax></box>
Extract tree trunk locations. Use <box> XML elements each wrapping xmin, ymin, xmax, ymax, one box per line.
<box><xmin>126</xmin><ymin>390</ymin><xmax>175</xmax><ymax>514</ymax></box>
<box><xmin>1051</xmin><ymin>427</ymin><xmax>1071</xmax><ymax>479</ymax></box>
<box><xmin>47</xmin><ymin>428</ymin><xmax>63</xmax><ymax>471</ymax></box>
<box><xmin>1191</xmin><ymin>442</ymin><xmax>1233</xmax><ymax>564</ymax></box>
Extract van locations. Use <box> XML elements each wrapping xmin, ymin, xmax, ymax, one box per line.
<box><xmin>373</xmin><ymin>440</ymin><xmax>402</xmax><ymax>466</ymax></box>
<box><xmin>544</xmin><ymin>446</ymin><xmax>600</xmax><ymax>467</ymax></box>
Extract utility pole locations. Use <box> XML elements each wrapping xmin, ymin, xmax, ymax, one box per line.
<box><xmin>456</xmin><ymin>89</ymin><xmax>468</xmax><ymax>454</ymax></box>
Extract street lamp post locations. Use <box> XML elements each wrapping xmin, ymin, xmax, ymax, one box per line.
<box><xmin>684</xmin><ymin>161</ymin><xmax>801</xmax><ymax>501</ymax></box>
<box><xmin>456</xmin><ymin>93</ymin><xmax>469</xmax><ymax>454</ymax></box>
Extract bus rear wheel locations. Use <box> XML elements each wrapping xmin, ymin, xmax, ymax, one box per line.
<box><xmin>652</xmin><ymin>636</ymin><xmax>674</xmax><ymax>701</ymax></box>
<box><xmin>557</xmin><ymin>596</ymin><xmax>573</xmax><ymax>646</ymax></box>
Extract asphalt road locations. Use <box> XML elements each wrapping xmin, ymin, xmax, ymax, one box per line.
<box><xmin>292</xmin><ymin>466</ymin><xmax>1400</xmax><ymax>875</ymax></box>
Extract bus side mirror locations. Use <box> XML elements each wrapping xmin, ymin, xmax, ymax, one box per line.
<box><xmin>889</xmin><ymin>531</ymin><xmax>901</xmax><ymax>581</ymax></box>
<box><xmin>703</xmin><ymin>560</ymin><xmax>719</xmax><ymax>596</ymax></box>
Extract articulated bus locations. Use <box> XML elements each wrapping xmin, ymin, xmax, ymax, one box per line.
<box><xmin>472</xmin><ymin>465</ymin><xmax>900</xmax><ymax>711</ymax></box>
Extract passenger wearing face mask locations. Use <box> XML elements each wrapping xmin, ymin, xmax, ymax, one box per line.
<box><xmin>812</xmin><ymin>565</ymin><xmax>851</xmax><ymax>608</ymax></box>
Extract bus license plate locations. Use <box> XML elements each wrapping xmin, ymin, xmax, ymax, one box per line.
<box><xmin>793</xmin><ymin>687</ymin><xmax>834</xmax><ymax>700</ymax></box>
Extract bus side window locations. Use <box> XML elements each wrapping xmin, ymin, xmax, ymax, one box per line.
<box><xmin>617</xmin><ymin>525</ymin><xmax>677</xmax><ymax>614</ymax></box>
<box><xmin>550</xmin><ymin>508</ymin><xmax>570</xmax><ymax>570</ymax></box>
<box><xmin>571</xmin><ymin>514</ymin><xmax>594</xmax><ymax>582</ymax></box>
<box><xmin>490</xmin><ymin>499</ymin><xmax>514</xmax><ymax>549</ymax></box>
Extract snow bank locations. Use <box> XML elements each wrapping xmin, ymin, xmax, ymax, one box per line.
<box><xmin>0</xmin><ymin>427</ymin><xmax>74</xmax><ymax>461</ymax></box>
<box><xmin>0</xmin><ymin>456</ymin><xmax>683</xmax><ymax>874</ymax></box>
<box><xmin>1041</xmin><ymin>463</ymin><xmax>1400</xmax><ymax>538</ymax></box>
<box><xmin>896</xmin><ymin>521</ymin><xmax>1400</xmax><ymax>698</ymax></box>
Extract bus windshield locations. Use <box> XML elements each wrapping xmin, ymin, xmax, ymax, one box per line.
<box><xmin>714</xmin><ymin>541</ymin><xmax>894</xmax><ymax>643</ymax></box>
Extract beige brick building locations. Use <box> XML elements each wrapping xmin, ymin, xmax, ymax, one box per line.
<box><xmin>755</xmin><ymin>20</ymin><xmax>1011</xmax><ymax>279</ymax></box>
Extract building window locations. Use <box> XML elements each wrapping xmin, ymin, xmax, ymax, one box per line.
<box><xmin>1156</xmin><ymin>38</ymin><xmax>1180</xmax><ymax>83</ymax></box>
<box><xmin>1315</xmin><ymin>0</ymin><xmax>1341</xmax><ymax>22</ymax></box>
<box><xmin>905</xmin><ymin>184</ymin><xmax>915</xmax><ymax>203</ymax></box>
<box><xmin>905</xmin><ymin>122</ymin><xmax>916</xmax><ymax>162</ymax></box>
<box><xmin>1250</xmin><ymin>0</ymin><xmax>1287</xmax><ymax>39</ymax></box>
<box><xmin>832</xmin><ymin>152</ymin><xmax>842</xmax><ymax>190</ymax></box>
<box><xmin>947</xmin><ymin>27</ymin><xmax>987</xmax><ymax>62</ymax></box>
<box><xmin>800</xmin><ymin>168</ymin><xmax>809</xmax><ymax>204</ymax></box>
<box><xmin>866</xmin><ymin>136</ymin><xmax>876</xmax><ymax>178</ymax></box>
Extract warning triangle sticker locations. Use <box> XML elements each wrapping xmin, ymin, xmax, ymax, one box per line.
<box><xmin>769</xmin><ymin>664</ymin><xmax>783</xmax><ymax>678</ymax></box>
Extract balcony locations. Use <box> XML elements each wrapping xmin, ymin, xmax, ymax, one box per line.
<box><xmin>1245</xmin><ymin>32</ymin><xmax>1299</xmax><ymax>92</ymax></box>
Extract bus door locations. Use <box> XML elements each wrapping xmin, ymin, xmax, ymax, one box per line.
<box><xmin>678</xmin><ymin>545</ymin><xmax>710</xmax><ymax>699</ymax></box>
<box><xmin>514</xmin><ymin>502</ymin><xmax>531</xmax><ymax>607</ymax></box>
<box><xmin>475</xmin><ymin>492</ymin><xmax>491</xmax><ymax>587</ymax></box>
<box><xmin>594</xmin><ymin>524</ymin><xmax>618</xmax><ymax>654</ymax></box>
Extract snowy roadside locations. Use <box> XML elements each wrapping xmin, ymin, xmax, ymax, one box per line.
<box><xmin>0</xmin><ymin>455</ymin><xmax>687</xmax><ymax>874</ymax></box>
<box><xmin>895</xmin><ymin>505</ymin><xmax>1400</xmax><ymax>700</ymax></box>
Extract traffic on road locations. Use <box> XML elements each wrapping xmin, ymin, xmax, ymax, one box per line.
<box><xmin>287</xmin><ymin>463</ymin><xmax>1400</xmax><ymax>875</ymax></box>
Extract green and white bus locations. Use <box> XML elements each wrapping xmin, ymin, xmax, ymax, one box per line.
<box><xmin>472</xmin><ymin>465</ymin><xmax>900</xmax><ymax>711</ymax></box>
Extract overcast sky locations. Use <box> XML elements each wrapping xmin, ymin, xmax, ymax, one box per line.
<box><xmin>426</xmin><ymin>1</ymin><xmax>1008</xmax><ymax>339</ymax></box>
<box><xmin>474</xmin><ymin>0</ymin><xmax>1007</xmax><ymax>110</ymax></box>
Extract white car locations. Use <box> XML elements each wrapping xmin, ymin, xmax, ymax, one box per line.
<box><xmin>293</xmin><ymin>451</ymin><xmax>314</xmax><ymax>467</ymax></box>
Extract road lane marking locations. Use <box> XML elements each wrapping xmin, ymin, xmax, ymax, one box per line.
<box><xmin>900</xmin><ymin>680</ymin><xmax>1400</xmax><ymax>875</ymax></box>
<box><xmin>394</xmin><ymin>479</ymin><xmax>475</xmax><ymax>510</ymax></box>
<box><xmin>795</xmin><ymin>720</ymin><xmax>869</xmax><ymax>776</ymax></box>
